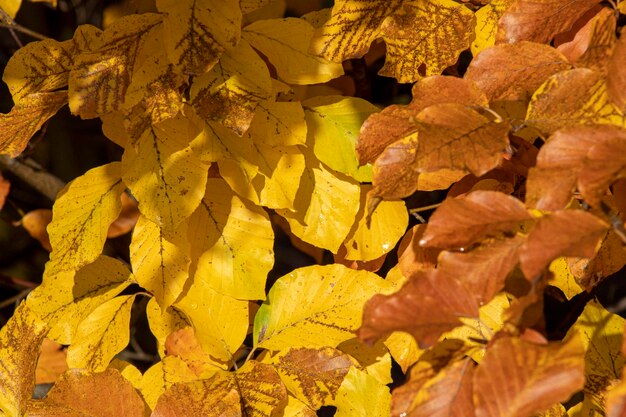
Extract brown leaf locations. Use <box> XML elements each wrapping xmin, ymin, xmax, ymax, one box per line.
<box><xmin>358</xmin><ymin>269</ymin><xmax>479</xmax><ymax>348</ymax></box>
<box><xmin>567</xmin><ymin>230</ymin><xmax>626</xmax><ymax>291</ymax></box>
<box><xmin>20</xmin><ymin>209</ymin><xmax>52</xmax><ymax>251</ymax></box>
<box><xmin>35</xmin><ymin>339</ymin><xmax>67</xmax><ymax>385</ymax></box>
<box><xmin>465</xmin><ymin>41</ymin><xmax>571</xmax><ymax>101</ymax></box>
<box><xmin>473</xmin><ymin>335</ymin><xmax>585</xmax><ymax>417</ymax></box>
<box><xmin>357</xmin><ymin>76</ymin><xmax>487</xmax><ymax>165</ymax></box>
<box><xmin>520</xmin><ymin>210</ymin><xmax>608</xmax><ymax>279</ymax></box>
<box><xmin>397</xmin><ymin>224</ymin><xmax>440</xmax><ymax>278</ymax></box>
<box><xmin>27</xmin><ymin>369</ymin><xmax>148</xmax><ymax>417</ymax></box>
<box><xmin>235</xmin><ymin>360</ymin><xmax>288</xmax><ymax>417</ymax></box>
<box><xmin>607</xmin><ymin>27</ymin><xmax>626</xmax><ymax>111</ymax></box>
<box><xmin>107</xmin><ymin>192</ymin><xmax>140</xmax><ymax>238</ymax></box>
<box><xmin>0</xmin><ymin>91</ymin><xmax>67</xmax><ymax>157</ymax></box>
<box><xmin>0</xmin><ymin>173</ymin><xmax>10</xmax><ymax>210</ymax></box>
<box><xmin>420</xmin><ymin>190</ymin><xmax>531</xmax><ymax>249</ymax></box>
<box><xmin>414</xmin><ymin>103</ymin><xmax>511</xmax><ymax>176</ymax></box>
<box><xmin>497</xmin><ymin>0</ymin><xmax>602</xmax><ymax>44</ymax></box>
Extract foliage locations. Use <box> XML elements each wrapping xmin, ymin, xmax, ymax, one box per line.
<box><xmin>0</xmin><ymin>0</ymin><xmax>626</xmax><ymax>416</ymax></box>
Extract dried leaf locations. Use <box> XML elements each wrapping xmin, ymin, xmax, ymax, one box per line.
<box><xmin>397</xmin><ymin>224</ymin><xmax>440</xmax><ymax>278</ymax></box>
<box><xmin>607</xmin><ymin>27</ymin><xmax>626</xmax><ymax>110</ymax></box>
<box><xmin>235</xmin><ymin>360</ymin><xmax>288</xmax><ymax>417</ymax></box>
<box><xmin>567</xmin><ymin>230</ymin><xmax>626</xmax><ymax>290</ymax></box>
<box><xmin>35</xmin><ymin>339</ymin><xmax>67</xmax><ymax>384</ymax></box>
<box><xmin>20</xmin><ymin>209</ymin><xmax>52</xmax><ymax>251</ymax></box>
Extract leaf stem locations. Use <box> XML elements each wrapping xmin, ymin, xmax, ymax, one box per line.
<box><xmin>409</xmin><ymin>202</ymin><xmax>442</xmax><ymax>214</ymax></box>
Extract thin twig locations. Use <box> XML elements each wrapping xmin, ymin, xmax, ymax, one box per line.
<box><xmin>0</xmin><ymin>155</ymin><xmax>66</xmax><ymax>201</ymax></box>
<box><xmin>0</xmin><ymin>274</ymin><xmax>37</xmax><ymax>289</ymax></box>
<box><xmin>0</xmin><ymin>289</ymin><xmax>31</xmax><ymax>309</ymax></box>
<box><xmin>0</xmin><ymin>7</ymin><xmax>49</xmax><ymax>41</ymax></box>
<box><xmin>409</xmin><ymin>202</ymin><xmax>442</xmax><ymax>214</ymax></box>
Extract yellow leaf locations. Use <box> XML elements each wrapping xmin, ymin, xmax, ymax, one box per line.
<box><xmin>253</xmin><ymin>264</ymin><xmax>390</xmax><ymax>351</ymax></box>
<box><xmin>0</xmin><ymin>0</ymin><xmax>21</xmax><ymax>18</ymax></box>
<box><xmin>380</xmin><ymin>0</ymin><xmax>475</xmax><ymax>83</ymax></box>
<box><xmin>241</xmin><ymin>0</ymin><xmax>271</xmax><ymax>14</ymax></box>
<box><xmin>341</xmin><ymin>185</ymin><xmax>408</xmax><ymax>261</ymax></box>
<box><xmin>0</xmin><ymin>91</ymin><xmax>67</xmax><ymax>157</ymax></box>
<box><xmin>140</xmin><ymin>359</ymin><xmax>200</xmax><ymax>409</ymax></box>
<box><xmin>243</xmin><ymin>18</ymin><xmax>343</xmax><ymax>84</ymax></box>
<box><xmin>235</xmin><ymin>360</ymin><xmax>288</xmax><ymax>417</ymax></box>
<box><xmin>0</xmin><ymin>303</ymin><xmax>47</xmax><ymax>417</ymax></box>
<box><xmin>146</xmin><ymin>298</ymin><xmax>191</xmax><ymax>357</ymax></box>
<box><xmin>108</xmin><ymin>358</ymin><xmax>143</xmax><ymax>389</ymax></box>
<box><xmin>121</xmin><ymin>114</ymin><xmax>209</xmax><ymax>234</ymax></box>
<box><xmin>268</xmin><ymin>346</ymin><xmax>357</xmax><ymax>409</ymax></box>
<box><xmin>164</xmin><ymin>328</ymin><xmax>225</xmax><ymax>378</ymax></box>
<box><xmin>471</xmin><ymin>0</ymin><xmax>514</xmax><ymax>56</ymax></box>
<box><xmin>187</xmin><ymin>178</ymin><xmax>274</xmax><ymax>300</ymax></box>
<box><xmin>156</xmin><ymin>0</ymin><xmax>241</xmax><ymax>75</ymax></box>
<box><xmin>311</xmin><ymin>0</ymin><xmax>402</xmax><ymax>62</ymax></box>
<box><xmin>337</xmin><ymin>338</ymin><xmax>393</xmax><ymax>385</ymax></box>
<box><xmin>130</xmin><ymin>215</ymin><xmax>191</xmax><ymax>310</ymax></box>
<box><xmin>66</xmin><ymin>295</ymin><xmax>136</xmax><ymax>372</ymax></box>
<box><xmin>383</xmin><ymin>331</ymin><xmax>421</xmax><ymax>373</ymax></box>
<box><xmin>567</xmin><ymin>300</ymin><xmax>626</xmax><ymax>416</ymax></box>
<box><xmin>247</xmin><ymin>101</ymin><xmax>307</xmax><ymax>147</ymax></box>
<box><xmin>334</xmin><ymin>367</ymin><xmax>391</xmax><ymax>417</ymax></box>
<box><xmin>47</xmin><ymin>162</ymin><xmax>125</xmax><ymax>275</ymax></box>
<box><xmin>68</xmin><ymin>13</ymin><xmax>162</xmax><ymax>118</ymax></box>
<box><xmin>2</xmin><ymin>25</ymin><xmax>102</xmax><ymax>104</ymax></box>
<box><xmin>526</xmin><ymin>68</ymin><xmax>625</xmax><ymax>135</ymax></box>
<box><xmin>303</xmin><ymin>95</ymin><xmax>378</xmax><ymax>182</ymax></box>
<box><xmin>191</xmin><ymin>39</ymin><xmax>272</xmax><ymax>136</ymax></box>
<box><xmin>26</xmin><ymin>256</ymin><xmax>133</xmax><ymax>344</ymax></box>
<box><xmin>282</xmin><ymin>396</ymin><xmax>316</xmax><ymax>417</ymax></box>
<box><xmin>174</xmin><ymin>273</ymin><xmax>249</xmax><ymax>365</ymax></box>
<box><xmin>548</xmin><ymin>257</ymin><xmax>585</xmax><ymax>300</ymax></box>
<box><xmin>276</xmin><ymin>155</ymin><xmax>361</xmax><ymax>253</ymax></box>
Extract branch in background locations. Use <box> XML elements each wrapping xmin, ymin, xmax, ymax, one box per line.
<box><xmin>0</xmin><ymin>6</ymin><xmax>49</xmax><ymax>43</ymax></box>
<box><xmin>0</xmin><ymin>155</ymin><xmax>65</xmax><ymax>202</ymax></box>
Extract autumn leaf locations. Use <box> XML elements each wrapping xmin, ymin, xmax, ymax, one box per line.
<box><xmin>45</xmin><ymin>162</ymin><xmax>125</xmax><ymax>275</ymax></box>
<box><xmin>548</xmin><ymin>257</ymin><xmax>585</xmax><ymax>300</ymax></box>
<box><xmin>236</xmin><ymin>360</ymin><xmax>289</xmax><ymax>416</ymax></box>
<box><xmin>471</xmin><ymin>0</ymin><xmax>514</xmax><ymax>55</ymax></box>
<box><xmin>164</xmin><ymin>328</ymin><xmax>223</xmax><ymax>377</ymax></box>
<box><xmin>187</xmin><ymin>178</ymin><xmax>273</xmax><ymax>300</ymax></box>
<box><xmin>68</xmin><ymin>13</ymin><xmax>162</xmax><ymax>118</ymax></box>
<box><xmin>465</xmin><ymin>41</ymin><xmax>571</xmax><ymax>101</ymax></box>
<box><xmin>20</xmin><ymin>209</ymin><xmax>52</xmax><ymax>251</ymax></box>
<box><xmin>254</xmin><ymin>264</ymin><xmax>389</xmax><ymax>351</ymax></box>
<box><xmin>396</xmin><ymin>224</ymin><xmax>440</xmax><ymax>278</ymax></box>
<box><xmin>497</xmin><ymin>0</ymin><xmax>602</xmax><ymax>44</ymax></box>
<box><xmin>246</xmin><ymin>101</ymin><xmax>307</xmax><ymax>147</ymax></box>
<box><xmin>0</xmin><ymin>302</ymin><xmax>47</xmax><ymax>417</ymax></box>
<box><xmin>190</xmin><ymin>39</ymin><xmax>272</xmax><ymax>136</ymax></box>
<box><xmin>156</xmin><ymin>0</ymin><xmax>241</xmax><ymax>75</ymax></box>
<box><xmin>334</xmin><ymin>367</ymin><xmax>391</xmax><ymax>417</ymax></box>
<box><xmin>26</xmin><ymin>256</ymin><xmax>133</xmax><ymax>344</ymax></box>
<box><xmin>66</xmin><ymin>294</ymin><xmax>136</xmax><ymax>371</ymax></box>
<box><xmin>140</xmin><ymin>358</ymin><xmax>200</xmax><ymax>409</ymax></box>
<box><xmin>420</xmin><ymin>190</ymin><xmax>531</xmax><ymax>249</ymax></box>
<box><xmin>310</xmin><ymin>0</ymin><xmax>402</xmax><ymax>62</ymax></box>
<box><xmin>379</xmin><ymin>0</ymin><xmax>475</xmax><ymax>83</ymax></box>
<box><xmin>146</xmin><ymin>298</ymin><xmax>190</xmax><ymax>356</ymax></box>
<box><xmin>27</xmin><ymin>369</ymin><xmax>148</xmax><ymax>417</ymax></box>
<box><xmin>607</xmin><ymin>27</ymin><xmax>626</xmax><ymax>110</ymax></box>
<box><xmin>35</xmin><ymin>339</ymin><xmax>67</xmax><ymax>384</ymax></box>
<box><xmin>473</xmin><ymin>334</ymin><xmax>585</xmax><ymax>417</ymax></box>
<box><xmin>519</xmin><ymin>210</ymin><xmax>608</xmax><ymax>279</ymax></box>
<box><xmin>243</xmin><ymin>17</ymin><xmax>343</xmax><ymax>84</ymax></box>
<box><xmin>0</xmin><ymin>91</ymin><xmax>67</xmax><ymax>157</ymax></box>
<box><xmin>567</xmin><ymin>230</ymin><xmax>626</xmax><ymax>291</ymax></box>
<box><xmin>107</xmin><ymin>192</ymin><xmax>140</xmax><ymax>238</ymax></box>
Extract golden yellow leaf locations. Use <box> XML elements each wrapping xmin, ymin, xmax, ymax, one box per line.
<box><xmin>235</xmin><ymin>360</ymin><xmax>288</xmax><ymax>417</ymax></box>
<box><xmin>108</xmin><ymin>358</ymin><xmax>142</xmax><ymax>389</ymax></box>
<box><xmin>567</xmin><ymin>300</ymin><xmax>626</xmax><ymax>416</ymax></box>
<box><xmin>146</xmin><ymin>298</ymin><xmax>191</xmax><ymax>357</ymax></box>
<box><xmin>276</xmin><ymin>154</ymin><xmax>361</xmax><ymax>253</ymax></box>
<box><xmin>383</xmin><ymin>331</ymin><xmax>421</xmax><ymax>373</ymax></box>
<box><xmin>156</xmin><ymin>0</ymin><xmax>241</xmax><ymax>75</ymax></box>
<box><xmin>191</xmin><ymin>39</ymin><xmax>272</xmax><ymax>136</ymax></box>
<box><xmin>471</xmin><ymin>0</ymin><xmax>514</xmax><ymax>56</ymax></box>
<box><xmin>140</xmin><ymin>359</ymin><xmax>200</xmax><ymax>410</ymax></box>
<box><xmin>187</xmin><ymin>178</ymin><xmax>274</xmax><ymax>300</ymax></box>
<box><xmin>380</xmin><ymin>0</ymin><xmax>475</xmax><ymax>83</ymax></box>
<box><xmin>0</xmin><ymin>91</ymin><xmax>67</xmax><ymax>157</ymax></box>
<box><xmin>311</xmin><ymin>0</ymin><xmax>402</xmax><ymax>62</ymax></box>
<box><xmin>334</xmin><ymin>367</ymin><xmax>391</xmax><ymax>417</ymax></box>
<box><xmin>243</xmin><ymin>18</ymin><xmax>343</xmax><ymax>84</ymax></box>
<box><xmin>303</xmin><ymin>95</ymin><xmax>378</xmax><ymax>182</ymax></box>
<box><xmin>526</xmin><ymin>68</ymin><xmax>625</xmax><ymax>135</ymax></box>
<box><xmin>548</xmin><ymin>257</ymin><xmax>585</xmax><ymax>300</ymax></box>
<box><xmin>0</xmin><ymin>302</ymin><xmax>47</xmax><ymax>417</ymax></box>
<box><xmin>341</xmin><ymin>185</ymin><xmax>407</xmax><ymax>261</ymax></box>
<box><xmin>68</xmin><ymin>13</ymin><xmax>162</xmax><ymax>118</ymax></box>
<box><xmin>66</xmin><ymin>295</ymin><xmax>136</xmax><ymax>371</ymax></box>
<box><xmin>246</xmin><ymin>101</ymin><xmax>307</xmax><ymax>147</ymax></box>
<box><xmin>0</xmin><ymin>0</ymin><xmax>21</xmax><ymax>18</ymax></box>
<box><xmin>337</xmin><ymin>338</ymin><xmax>392</xmax><ymax>385</ymax></box>
<box><xmin>174</xmin><ymin>272</ymin><xmax>248</xmax><ymax>365</ymax></box>
<box><xmin>269</xmin><ymin>346</ymin><xmax>357</xmax><ymax>409</ymax></box>
<box><xmin>130</xmin><ymin>215</ymin><xmax>191</xmax><ymax>310</ymax></box>
<box><xmin>46</xmin><ymin>162</ymin><xmax>125</xmax><ymax>275</ymax></box>
<box><xmin>26</xmin><ymin>256</ymin><xmax>133</xmax><ymax>345</ymax></box>
<box><xmin>122</xmin><ymin>114</ymin><xmax>209</xmax><ymax>234</ymax></box>
<box><xmin>282</xmin><ymin>396</ymin><xmax>316</xmax><ymax>417</ymax></box>
<box><xmin>2</xmin><ymin>25</ymin><xmax>102</xmax><ymax>104</ymax></box>
<box><xmin>254</xmin><ymin>264</ymin><xmax>390</xmax><ymax>351</ymax></box>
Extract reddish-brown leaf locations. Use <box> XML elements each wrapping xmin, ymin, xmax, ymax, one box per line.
<box><xmin>397</xmin><ymin>225</ymin><xmax>440</xmax><ymax>278</ymax></box>
<box><xmin>420</xmin><ymin>190</ymin><xmax>531</xmax><ymax>249</ymax></box>
<box><xmin>358</xmin><ymin>269</ymin><xmax>479</xmax><ymax>348</ymax></box>
<box><xmin>520</xmin><ymin>210</ymin><xmax>608</xmax><ymax>279</ymax></box>
<box><xmin>473</xmin><ymin>335</ymin><xmax>585</xmax><ymax>417</ymax></box>
<box><xmin>567</xmin><ymin>230</ymin><xmax>626</xmax><ymax>291</ymax></box>
<box><xmin>607</xmin><ymin>27</ymin><xmax>626</xmax><ymax>111</ymax></box>
<box><xmin>497</xmin><ymin>0</ymin><xmax>602</xmax><ymax>44</ymax></box>
<box><xmin>19</xmin><ymin>209</ymin><xmax>52</xmax><ymax>251</ymax></box>
<box><xmin>107</xmin><ymin>192</ymin><xmax>140</xmax><ymax>238</ymax></box>
<box><xmin>414</xmin><ymin>103</ymin><xmax>511</xmax><ymax>176</ymax></box>
<box><xmin>35</xmin><ymin>339</ymin><xmax>67</xmax><ymax>385</ymax></box>
<box><xmin>465</xmin><ymin>41</ymin><xmax>571</xmax><ymax>101</ymax></box>
<box><xmin>0</xmin><ymin>173</ymin><xmax>9</xmax><ymax>210</ymax></box>
<box><xmin>578</xmin><ymin>131</ymin><xmax>626</xmax><ymax>206</ymax></box>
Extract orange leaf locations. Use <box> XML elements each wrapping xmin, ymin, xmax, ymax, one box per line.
<box><xmin>0</xmin><ymin>173</ymin><xmax>10</xmax><ymax>210</ymax></box>
<box><xmin>152</xmin><ymin>377</ymin><xmax>241</xmax><ymax>417</ymax></box>
<box><xmin>420</xmin><ymin>190</ymin><xmax>531</xmax><ymax>249</ymax></box>
<box><xmin>20</xmin><ymin>209</ymin><xmax>52</xmax><ymax>251</ymax></box>
<box><xmin>465</xmin><ymin>41</ymin><xmax>571</xmax><ymax>101</ymax></box>
<box><xmin>520</xmin><ymin>210</ymin><xmax>608</xmax><ymax>279</ymax></box>
<box><xmin>35</xmin><ymin>339</ymin><xmax>67</xmax><ymax>385</ymax></box>
<box><xmin>578</xmin><ymin>131</ymin><xmax>626</xmax><ymax>206</ymax></box>
<box><xmin>473</xmin><ymin>335</ymin><xmax>585</xmax><ymax>417</ymax></box>
<box><xmin>107</xmin><ymin>192</ymin><xmax>139</xmax><ymax>238</ymax></box>
<box><xmin>397</xmin><ymin>224</ymin><xmax>440</xmax><ymax>278</ymax></box>
<box><xmin>607</xmin><ymin>27</ymin><xmax>626</xmax><ymax>111</ymax></box>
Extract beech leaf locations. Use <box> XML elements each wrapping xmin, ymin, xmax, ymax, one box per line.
<box><xmin>607</xmin><ymin>27</ymin><xmax>626</xmax><ymax>110</ymax></box>
<box><xmin>235</xmin><ymin>360</ymin><xmax>288</xmax><ymax>417</ymax></box>
<box><xmin>334</xmin><ymin>367</ymin><xmax>391</xmax><ymax>417</ymax></box>
<box><xmin>471</xmin><ymin>0</ymin><xmax>514</xmax><ymax>56</ymax></box>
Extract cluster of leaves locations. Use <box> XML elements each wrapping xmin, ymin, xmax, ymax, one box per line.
<box><xmin>1</xmin><ymin>0</ymin><xmax>626</xmax><ymax>416</ymax></box>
